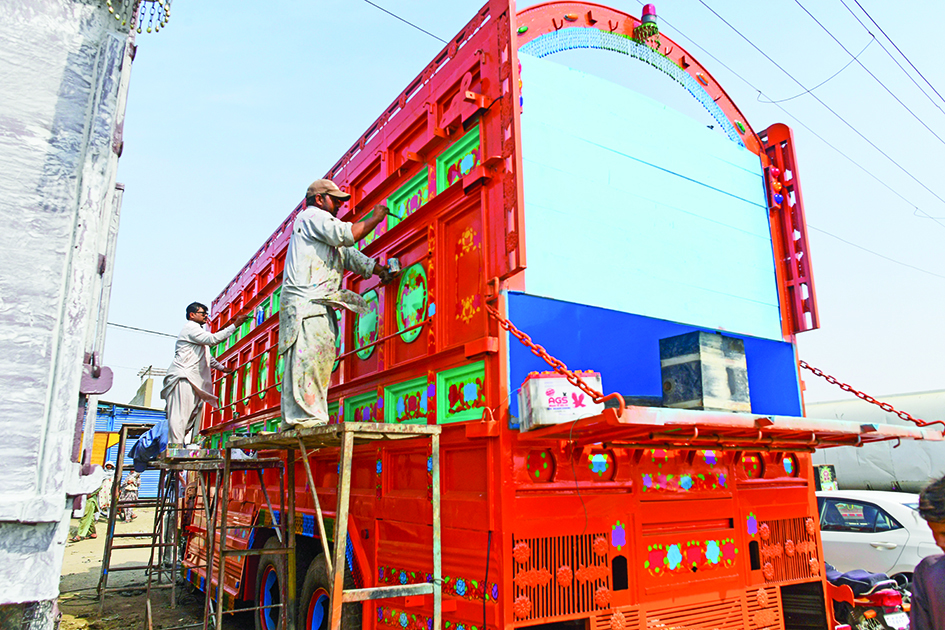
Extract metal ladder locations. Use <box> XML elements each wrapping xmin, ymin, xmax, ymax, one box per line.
<box><xmin>96</xmin><ymin>424</ymin><xmax>170</xmax><ymax>611</ymax></box>
<box><xmin>224</xmin><ymin>421</ymin><xmax>443</xmax><ymax>630</ymax></box>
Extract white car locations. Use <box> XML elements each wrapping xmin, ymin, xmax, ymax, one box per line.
<box><xmin>817</xmin><ymin>490</ymin><xmax>940</xmax><ymax>580</ymax></box>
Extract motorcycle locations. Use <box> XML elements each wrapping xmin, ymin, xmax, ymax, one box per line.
<box><xmin>826</xmin><ymin>563</ymin><xmax>910</xmax><ymax>630</ymax></box>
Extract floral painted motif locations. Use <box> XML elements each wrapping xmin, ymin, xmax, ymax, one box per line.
<box><xmin>760</xmin><ymin>523</ymin><xmax>771</xmax><ymax>541</ymax></box>
<box><xmin>594</xmin><ymin>586</ymin><xmax>611</xmax><ymax>608</ymax></box>
<box><xmin>589</xmin><ymin>453</ymin><xmax>610</xmax><ymax>476</ymax></box>
<box><xmin>355</xmin><ymin>290</ymin><xmax>379</xmax><ymax>360</ymax></box>
<box><xmin>611</xmin><ymin>520</ymin><xmax>626</xmax><ymax>551</ymax></box>
<box><xmin>456</xmin><ymin>294</ymin><xmax>481</xmax><ymax>323</ymax></box>
<box><xmin>454</xmin><ymin>226</ymin><xmax>481</xmax><ymax>260</ymax></box>
<box><xmin>609</xmin><ymin>611</ymin><xmax>626</xmax><ymax>630</ymax></box>
<box><xmin>593</xmin><ymin>536</ymin><xmax>608</xmax><ymax>557</ymax></box>
<box><xmin>705</xmin><ymin>540</ymin><xmax>721</xmax><ymax>564</ymax></box>
<box><xmin>556</xmin><ymin>565</ymin><xmax>573</xmax><ymax>588</ymax></box>
<box><xmin>645</xmin><ymin>538</ymin><xmax>738</xmax><ymax>577</ymax></box>
<box><xmin>747</xmin><ymin>512</ymin><xmax>758</xmax><ymax>536</ymax></box>
<box><xmin>666</xmin><ymin>545</ymin><xmax>683</xmax><ymax>571</ymax></box>
<box><xmin>512</xmin><ymin>542</ymin><xmax>531</xmax><ymax>564</ymax></box>
<box><xmin>378</xmin><ymin>566</ymin><xmax>499</xmax><ymax>603</ymax></box>
<box><xmin>513</xmin><ymin>596</ymin><xmax>532</xmax><ymax>619</ymax></box>
<box><xmin>396</xmin><ymin>264</ymin><xmax>428</xmax><ymax>344</ymax></box>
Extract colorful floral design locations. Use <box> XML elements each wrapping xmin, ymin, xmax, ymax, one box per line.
<box><xmin>355</xmin><ymin>290</ymin><xmax>379</xmax><ymax>360</ymax></box>
<box><xmin>702</xmin><ymin>450</ymin><xmax>717</xmax><ymax>465</ymax></box>
<box><xmin>705</xmin><ymin>540</ymin><xmax>721</xmax><ymax>564</ymax></box>
<box><xmin>589</xmin><ymin>453</ymin><xmax>609</xmax><ymax>476</ymax></box>
<box><xmin>396</xmin><ymin>264</ymin><xmax>428</xmax><ymax>344</ymax></box>
<box><xmin>611</xmin><ymin>520</ymin><xmax>626</xmax><ymax>551</ymax></box>
<box><xmin>747</xmin><ymin>512</ymin><xmax>758</xmax><ymax>536</ymax></box>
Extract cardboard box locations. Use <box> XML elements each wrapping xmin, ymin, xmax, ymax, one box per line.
<box><xmin>518</xmin><ymin>371</ymin><xmax>605</xmax><ymax>431</ymax></box>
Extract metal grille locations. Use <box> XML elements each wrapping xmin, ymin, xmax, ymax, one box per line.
<box><xmin>645</xmin><ymin>595</ymin><xmax>746</xmax><ymax>629</ymax></box>
<box><xmin>762</xmin><ymin>517</ymin><xmax>820</xmax><ymax>584</ymax></box>
<box><xmin>590</xmin><ymin>607</ymin><xmax>641</xmax><ymax>630</ymax></box>
<box><xmin>512</xmin><ymin>533</ymin><xmax>610</xmax><ymax>621</ymax></box>
<box><xmin>746</xmin><ymin>585</ymin><xmax>783</xmax><ymax>630</ymax></box>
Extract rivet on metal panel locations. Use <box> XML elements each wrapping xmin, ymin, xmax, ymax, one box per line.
<box><xmin>585</xmin><ymin>10</ymin><xmax>597</xmax><ymax>25</ymax></box>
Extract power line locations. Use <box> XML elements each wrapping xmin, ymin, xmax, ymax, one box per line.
<box><xmin>107</xmin><ymin>322</ymin><xmax>177</xmax><ymax>339</ymax></box>
<box><xmin>757</xmin><ymin>37</ymin><xmax>872</xmax><ymax>105</ymax></box>
<box><xmin>362</xmin><ymin>0</ymin><xmax>447</xmax><ymax>44</ymax></box>
<box><xmin>629</xmin><ymin>2</ymin><xmax>945</xmax><ymax>277</ymax></box>
<box><xmin>697</xmin><ymin>0</ymin><xmax>945</xmax><ymax>231</ymax></box>
<box><xmin>808</xmin><ymin>225</ymin><xmax>945</xmax><ymax>281</ymax></box>
<box><xmin>838</xmin><ymin>0</ymin><xmax>945</xmax><ymax>117</ymax></box>
<box><xmin>793</xmin><ymin>0</ymin><xmax>945</xmax><ymax>148</ymax></box>
<box><xmin>850</xmin><ymin>0</ymin><xmax>945</xmax><ymax>109</ymax></box>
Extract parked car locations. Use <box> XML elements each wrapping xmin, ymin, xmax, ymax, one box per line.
<box><xmin>817</xmin><ymin>490</ymin><xmax>939</xmax><ymax>581</ymax></box>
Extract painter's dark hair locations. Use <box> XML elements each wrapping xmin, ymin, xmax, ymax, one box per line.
<box><xmin>306</xmin><ymin>195</ymin><xmax>319</xmax><ymax>208</ymax></box>
<box><xmin>918</xmin><ymin>475</ymin><xmax>945</xmax><ymax>522</ymax></box>
<box><xmin>186</xmin><ymin>302</ymin><xmax>208</xmax><ymax>320</ymax></box>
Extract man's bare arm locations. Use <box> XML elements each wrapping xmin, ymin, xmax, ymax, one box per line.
<box><xmin>350</xmin><ymin>204</ymin><xmax>389</xmax><ymax>241</ymax></box>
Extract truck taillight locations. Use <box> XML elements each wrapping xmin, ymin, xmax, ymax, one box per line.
<box><xmin>863</xmin><ymin>589</ymin><xmax>902</xmax><ymax>608</ymax></box>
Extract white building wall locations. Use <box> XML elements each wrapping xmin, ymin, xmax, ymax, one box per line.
<box><xmin>0</xmin><ymin>0</ymin><xmax>132</xmax><ymax>618</ymax></box>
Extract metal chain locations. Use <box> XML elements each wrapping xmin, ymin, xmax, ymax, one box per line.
<box><xmin>799</xmin><ymin>361</ymin><xmax>944</xmax><ymax>429</ymax></box>
<box><xmin>485</xmin><ymin>303</ymin><xmax>624</xmax><ymax>414</ymax></box>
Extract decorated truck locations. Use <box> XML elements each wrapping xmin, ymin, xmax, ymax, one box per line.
<box><xmin>181</xmin><ymin>2</ymin><xmax>940</xmax><ymax>629</ymax></box>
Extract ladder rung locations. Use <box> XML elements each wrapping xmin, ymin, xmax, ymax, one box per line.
<box><xmin>110</xmin><ymin>532</ymin><xmax>155</xmax><ymax>538</ymax></box>
<box><xmin>110</xmin><ymin>543</ymin><xmax>175</xmax><ymax>550</ymax></box>
<box><xmin>341</xmin><ymin>583</ymin><xmax>434</xmax><ymax>602</ymax></box>
<box><xmin>104</xmin><ymin>564</ymin><xmax>154</xmax><ymax>571</ymax></box>
<box><xmin>221</xmin><ymin>547</ymin><xmax>290</xmax><ymax>558</ymax></box>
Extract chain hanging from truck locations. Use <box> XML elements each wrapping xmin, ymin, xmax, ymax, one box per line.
<box><xmin>104</xmin><ymin>0</ymin><xmax>171</xmax><ymax>33</ymax></box>
<box><xmin>800</xmin><ymin>361</ymin><xmax>945</xmax><ymax>429</ymax></box>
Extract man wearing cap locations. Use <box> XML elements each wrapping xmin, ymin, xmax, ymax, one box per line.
<box><xmin>278</xmin><ymin>179</ymin><xmax>395</xmax><ymax>429</ymax></box>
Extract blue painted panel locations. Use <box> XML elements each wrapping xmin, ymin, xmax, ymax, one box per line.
<box><xmin>519</xmin><ymin>53</ymin><xmax>782</xmax><ymax>341</ymax></box>
<box><xmin>506</xmin><ymin>293</ymin><xmax>802</xmax><ymax>422</ymax></box>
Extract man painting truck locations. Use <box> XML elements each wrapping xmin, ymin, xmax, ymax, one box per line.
<box><xmin>181</xmin><ymin>2</ymin><xmax>942</xmax><ymax>630</ymax></box>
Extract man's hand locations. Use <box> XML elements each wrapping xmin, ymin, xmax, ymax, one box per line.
<box><xmin>372</xmin><ymin>203</ymin><xmax>390</xmax><ymax>220</ymax></box>
<box><xmin>374</xmin><ymin>262</ymin><xmax>396</xmax><ymax>284</ymax></box>
<box><xmin>233</xmin><ymin>312</ymin><xmax>249</xmax><ymax>328</ymax></box>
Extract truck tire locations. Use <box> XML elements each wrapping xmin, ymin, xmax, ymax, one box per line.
<box><xmin>255</xmin><ymin>537</ymin><xmax>286</xmax><ymax>630</ymax></box>
<box><xmin>298</xmin><ymin>554</ymin><xmax>361</xmax><ymax>630</ymax></box>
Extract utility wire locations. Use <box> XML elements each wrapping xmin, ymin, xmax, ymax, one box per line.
<box><xmin>107</xmin><ymin>322</ymin><xmax>177</xmax><ymax>339</ymax></box>
<box><xmin>757</xmin><ymin>37</ymin><xmax>873</xmax><ymax>104</ymax></box>
<box><xmin>362</xmin><ymin>0</ymin><xmax>447</xmax><ymax>44</ymax></box>
<box><xmin>631</xmin><ymin>2</ymin><xmax>944</xmax><ymax>276</ymax></box>
<box><xmin>793</xmin><ymin>0</ymin><xmax>945</xmax><ymax>148</ymax></box>
<box><xmin>838</xmin><ymin>0</ymin><xmax>945</xmax><ymax>117</ymax></box>
<box><xmin>851</xmin><ymin>0</ymin><xmax>945</xmax><ymax>109</ymax></box>
<box><xmin>697</xmin><ymin>0</ymin><xmax>945</xmax><ymax>231</ymax></box>
<box><xmin>808</xmin><ymin>225</ymin><xmax>945</xmax><ymax>281</ymax></box>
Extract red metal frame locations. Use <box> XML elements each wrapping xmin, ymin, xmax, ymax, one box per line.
<box><xmin>762</xmin><ymin>123</ymin><xmax>820</xmax><ymax>336</ymax></box>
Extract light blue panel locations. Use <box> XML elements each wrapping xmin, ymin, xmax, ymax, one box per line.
<box><xmin>519</xmin><ymin>53</ymin><xmax>782</xmax><ymax>340</ymax></box>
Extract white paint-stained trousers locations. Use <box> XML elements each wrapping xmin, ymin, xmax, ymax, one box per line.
<box><xmin>280</xmin><ymin>314</ymin><xmax>337</xmax><ymax>429</ymax></box>
<box><xmin>165</xmin><ymin>379</ymin><xmax>203</xmax><ymax>445</ymax></box>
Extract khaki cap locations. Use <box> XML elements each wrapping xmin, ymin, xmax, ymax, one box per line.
<box><xmin>307</xmin><ymin>179</ymin><xmax>351</xmax><ymax>201</ymax></box>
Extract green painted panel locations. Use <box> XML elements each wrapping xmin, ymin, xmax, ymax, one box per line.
<box><xmin>387</xmin><ymin>170</ymin><xmax>430</xmax><ymax>230</ymax></box>
<box><xmin>344</xmin><ymin>390</ymin><xmax>378</xmax><ymax>424</ymax></box>
<box><xmin>436</xmin><ymin>361</ymin><xmax>486</xmax><ymax>424</ymax></box>
<box><xmin>385</xmin><ymin>376</ymin><xmax>429</xmax><ymax>424</ymax></box>
<box><xmin>395</xmin><ymin>263</ymin><xmax>427</xmax><ymax>344</ymax></box>
<box><xmin>436</xmin><ymin>126</ymin><xmax>480</xmax><ymax>193</ymax></box>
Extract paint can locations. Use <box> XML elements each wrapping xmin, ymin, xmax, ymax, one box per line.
<box><xmin>387</xmin><ymin>257</ymin><xmax>401</xmax><ymax>274</ymax></box>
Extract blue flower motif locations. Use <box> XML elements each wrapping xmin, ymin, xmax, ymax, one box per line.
<box><xmin>491</xmin><ymin>583</ymin><xmax>499</xmax><ymax>600</ymax></box>
<box><xmin>455</xmin><ymin>578</ymin><xmax>466</xmax><ymax>596</ymax></box>
<box><xmin>399</xmin><ymin>613</ymin><xmax>408</xmax><ymax>628</ymax></box>
<box><xmin>589</xmin><ymin>453</ymin><xmax>608</xmax><ymax>475</ymax></box>
<box><xmin>427</xmin><ymin>456</ymin><xmax>433</xmax><ymax>473</ymax></box>
<box><xmin>680</xmin><ymin>475</ymin><xmax>693</xmax><ymax>490</ymax></box>
<box><xmin>706</xmin><ymin>540</ymin><xmax>721</xmax><ymax>564</ymax></box>
<box><xmin>399</xmin><ymin>571</ymin><xmax>408</xmax><ymax>585</ymax></box>
<box><xmin>783</xmin><ymin>457</ymin><xmax>794</xmax><ymax>475</ymax></box>
<box><xmin>666</xmin><ymin>544</ymin><xmax>683</xmax><ymax>570</ymax></box>
<box><xmin>376</xmin><ymin>460</ymin><xmax>382</xmax><ymax>475</ymax></box>
<box><xmin>378</xmin><ymin>610</ymin><xmax>384</xmax><ymax>620</ymax></box>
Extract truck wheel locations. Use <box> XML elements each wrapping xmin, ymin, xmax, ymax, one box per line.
<box><xmin>299</xmin><ymin>554</ymin><xmax>361</xmax><ymax>630</ymax></box>
<box><xmin>255</xmin><ymin>537</ymin><xmax>285</xmax><ymax>630</ymax></box>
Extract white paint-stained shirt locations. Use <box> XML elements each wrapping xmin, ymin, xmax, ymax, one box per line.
<box><xmin>161</xmin><ymin>320</ymin><xmax>235</xmax><ymax>404</ymax></box>
<box><xmin>278</xmin><ymin>206</ymin><xmax>376</xmax><ymax>354</ymax></box>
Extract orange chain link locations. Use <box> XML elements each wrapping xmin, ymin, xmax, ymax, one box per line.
<box><xmin>799</xmin><ymin>361</ymin><xmax>944</xmax><ymax>430</ymax></box>
<box><xmin>485</xmin><ymin>303</ymin><xmax>626</xmax><ymax>416</ymax></box>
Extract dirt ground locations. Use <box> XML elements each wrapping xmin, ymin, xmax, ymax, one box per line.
<box><xmin>58</xmin><ymin>508</ymin><xmax>254</xmax><ymax>630</ymax></box>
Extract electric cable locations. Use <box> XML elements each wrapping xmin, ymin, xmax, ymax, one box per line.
<box><xmin>106</xmin><ymin>322</ymin><xmax>177</xmax><ymax>339</ymax></box>
<box><xmin>850</xmin><ymin>0</ymin><xmax>945</xmax><ymax>109</ymax></box>
<box><xmin>838</xmin><ymin>0</ymin><xmax>945</xmax><ymax>116</ymax></box>
<box><xmin>793</xmin><ymin>0</ymin><xmax>945</xmax><ymax>148</ymax></box>
<box><xmin>362</xmin><ymin>0</ymin><xmax>447</xmax><ymax>44</ymax></box>
<box><xmin>629</xmin><ymin>1</ymin><xmax>945</xmax><ymax>278</ymax></box>
<box><xmin>697</xmin><ymin>0</ymin><xmax>945</xmax><ymax>231</ymax></box>
<box><xmin>807</xmin><ymin>225</ymin><xmax>945</xmax><ymax>281</ymax></box>
<box><xmin>756</xmin><ymin>37</ymin><xmax>873</xmax><ymax>104</ymax></box>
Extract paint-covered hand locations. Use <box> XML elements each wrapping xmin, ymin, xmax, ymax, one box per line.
<box><xmin>233</xmin><ymin>311</ymin><xmax>249</xmax><ymax>328</ymax></box>
<box><xmin>371</xmin><ymin>203</ymin><xmax>390</xmax><ymax>220</ymax></box>
<box><xmin>374</xmin><ymin>262</ymin><xmax>395</xmax><ymax>284</ymax></box>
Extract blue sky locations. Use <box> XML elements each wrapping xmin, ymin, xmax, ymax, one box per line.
<box><xmin>104</xmin><ymin>0</ymin><xmax>945</xmax><ymax>411</ymax></box>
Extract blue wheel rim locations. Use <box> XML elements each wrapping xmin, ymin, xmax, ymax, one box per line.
<box><xmin>307</xmin><ymin>587</ymin><xmax>330</xmax><ymax>630</ymax></box>
<box><xmin>260</xmin><ymin>565</ymin><xmax>281</xmax><ymax>629</ymax></box>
